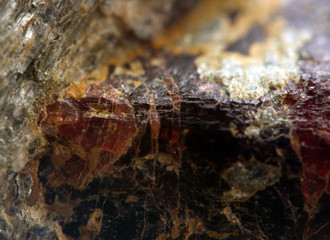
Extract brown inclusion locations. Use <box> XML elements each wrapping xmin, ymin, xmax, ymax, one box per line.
<box><xmin>39</xmin><ymin>83</ymin><xmax>137</xmax><ymax>188</ymax></box>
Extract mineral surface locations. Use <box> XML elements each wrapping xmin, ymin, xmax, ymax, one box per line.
<box><xmin>0</xmin><ymin>0</ymin><xmax>329</xmax><ymax>239</ymax></box>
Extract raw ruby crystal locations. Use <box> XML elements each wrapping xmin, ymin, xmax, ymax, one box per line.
<box><xmin>286</xmin><ymin>66</ymin><xmax>330</xmax><ymax>207</ymax></box>
<box><xmin>39</xmin><ymin>83</ymin><xmax>137</xmax><ymax>187</ymax></box>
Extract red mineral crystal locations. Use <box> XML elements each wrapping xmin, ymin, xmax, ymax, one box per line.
<box><xmin>38</xmin><ymin>83</ymin><xmax>137</xmax><ymax>187</ymax></box>
<box><xmin>286</xmin><ymin>69</ymin><xmax>330</xmax><ymax>208</ymax></box>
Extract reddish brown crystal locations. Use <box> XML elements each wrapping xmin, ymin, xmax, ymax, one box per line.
<box><xmin>39</xmin><ymin>83</ymin><xmax>137</xmax><ymax>187</ymax></box>
<box><xmin>286</xmin><ymin>73</ymin><xmax>330</xmax><ymax>207</ymax></box>
<box><xmin>33</xmin><ymin>51</ymin><xmax>330</xmax><ymax>239</ymax></box>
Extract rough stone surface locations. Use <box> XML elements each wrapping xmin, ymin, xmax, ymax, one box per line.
<box><xmin>0</xmin><ymin>0</ymin><xmax>198</xmax><ymax>176</ymax></box>
<box><xmin>0</xmin><ymin>0</ymin><xmax>329</xmax><ymax>239</ymax></box>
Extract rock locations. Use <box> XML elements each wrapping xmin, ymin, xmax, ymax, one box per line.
<box><xmin>0</xmin><ymin>0</ymin><xmax>329</xmax><ymax>239</ymax></box>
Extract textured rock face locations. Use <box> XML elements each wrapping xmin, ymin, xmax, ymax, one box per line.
<box><xmin>0</xmin><ymin>0</ymin><xmax>329</xmax><ymax>239</ymax></box>
<box><xmin>0</xmin><ymin>0</ymin><xmax>198</xmax><ymax>176</ymax></box>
